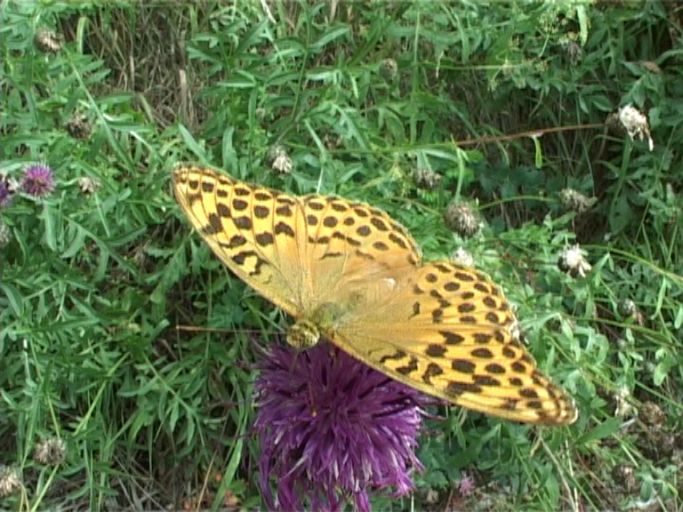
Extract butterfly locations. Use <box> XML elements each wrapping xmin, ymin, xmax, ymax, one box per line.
<box><xmin>173</xmin><ymin>165</ymin><xmax>577</xmax><ymax>425</ymax></box>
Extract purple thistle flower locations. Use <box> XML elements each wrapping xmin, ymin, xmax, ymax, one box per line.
<box><xmin>0</xmin><ymin>182</ymin><xmax>11</xmax><ymax>208</ymax></box>
<box><xmin>21</xmin><ymin>164</ymin><xmax>55</xmax><ymax>198</ymax></box>
<box><xmin>254</xmin><ymin>343</ymin><xmax>425</xmax><ymax>512</ymax></box>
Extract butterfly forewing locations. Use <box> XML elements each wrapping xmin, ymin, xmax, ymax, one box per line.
<box><xmin>173</xmin><ymin>165</ymin><xmax>307</xmax><ymax>315</ymax></box>
<box><xmin>173</xmin><ymin>165</ymin><xmax>422</xmax><ymax>314</ymax></box>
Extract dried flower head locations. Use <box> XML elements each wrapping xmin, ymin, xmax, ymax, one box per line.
<box><xmin>614</xmin><ymin>385</ymin><xmax>634</xmax><ymax>418</ymax></box>
<box><xmin>508</xmin><ymin>318</ymin><xmax>522</xmax><ymax>342</ymax></box>
<box><xmin>0</xmin><ymin>465</ymin><xmax>21</xmax><ymax>498</ymax></box>
<box><xmin>323</xmin><ymin>134</ymin><xmax>341</xmax><ymax>150</ymax></box>
<box><xmin>34</xmin><ymin>437</ymin><xmax>67</xmax><ymax>466</ymax></box>
<box><xmin>558</xmin><ymin>244</ymin><xmax>592</xmax><ymax>278</ymax></box>
<box><xmin>255</xmin><ymin>343</ymin><xmax>424</xmax><ymax>511</ymax></box>
<box><xmin>268</xmin><ymin>145</ymin><xmax>293</xmax><ymax>174</ymax></box>
<box><xmin>564</xmin><ymin>40</ymin><xmax>582</xmax><ymax>63</ymax></box>
<box><xmin>78</xmin><ymin>176</ymin><xmax>101</xmax><ymax>195</ymax></box>
<box><xmin>21</xmin><ymin>164</ymin><xmax>55</xmax><ymax>198</ymax></box>
<box><xmin>639</xmin><ymin>401</ymin><xmax>666</xmax><ymax>428</ymax></box>
<box><xmin>443</xmin><ymin>202</ymin><xmax>481</xmax><ymax>238</ymax></box>
<box><xmin>617</xmin><ymin>104</ymin><xmax>654</xmax><ymax>151</ymax></box>
<box><xmin>1</xmin><ymin>173</ymin><xmax>19</xmax><ymax>193</ymax></box>
<box><xmin>646</xmin><ymin>431</ymin><xmax>676</xmax><ymax>460</ymax></box>
<box><xmin>34</xmin><ymin>28</ymin><xmax>64</xmax><ymax>53</ymax></box>
<box><xmin>612</xmin><ymin>464</ymin><xmax>637</xmax><ymax>492</ymax></box>
<box><xmin>559</xmin><ymin>188</ymin><xmax>597</xmax><ymax>214</ymax></box>
<box><xmin>0</xmin><ymin>172</ymin><xmax>19</xmax><ymax>208</ymax></box>
<box><xmin>413</xmin><ymin>168</ymin><xmax>443</xmax><ymax>190</ymax></box>
<box><xmin>618</xmin><ymin>298</ymin><xmax>644</xmax><ymax>325</ymax></box>
<box><xmin>380</xmin><ymin>58</ymin><xmax>398</xmax><ymax>80</ymax></box>
<box><xmin>65</xmin><ymin>113</ymin><xmax>92</xmax><ymax>139</ymax></box>
<box><xmin>424</xmin><ymin>488</ymin><xmax>439</xmax><ymax>504</ymax></box>
<box><xmin>450</xmin><ymin>247</ymin><xmax>474</xmax><ymax>268</ymax></box>
<box><xmin>618</xmin><ymin>298</ymin><xmax>636</xmax><ymax>317</ymax></box>
<box><xmin>639</xmin><ymin>60</ymin><xmax>662</xmax><ymax>74</ymax></box>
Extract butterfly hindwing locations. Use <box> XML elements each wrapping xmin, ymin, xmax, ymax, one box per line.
<box><xmin>334</xmin><ymin>262</ymin><xmax>577</xmax><ymax>425</ymax></box>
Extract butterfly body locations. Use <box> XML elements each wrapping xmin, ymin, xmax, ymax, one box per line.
<box><xmin>287</xmin><ymin>303</ymin><xmax>343</xmax><ymax>349</ymax></box>
<box><xmin>173</xmin><ymin>165</ymin><xmax>578</xmax><ymax>426</ymax></box>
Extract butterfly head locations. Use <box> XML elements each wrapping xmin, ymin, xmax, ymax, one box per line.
<box><xmin>287</xmin><ymin>319</ymin><xmax>321</xmax><ymax>349</ymax></box>
<box><xmin>287</xmin><ymin>303</ymin><xmax>345</xmax><ymax>349</ymax></box>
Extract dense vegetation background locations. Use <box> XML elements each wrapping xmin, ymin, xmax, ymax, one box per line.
<box><xmin>1</xmin><ymin>1</ymin><xmax>682</xmax><ymax>510</ymax></box>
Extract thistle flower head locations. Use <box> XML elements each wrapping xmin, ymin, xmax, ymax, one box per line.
<box><xmin>65</xmin><ymin>113</ymin><xmax>92</xmax><ymax>139</ymax></box>
<box><xmin>255</xmin><ymin>343</ymin><xmax>425</xmax><ymax>511</ymax></box>
<box><xmin>413</xmin><ymin>168</ymin><xmax>443</xmax><ymax>190</ymax></box>
<box><xmin>22</xmin><ymin>164</ymin><xmax>55</xmax><ymax>198</ymax></box>
<box><xmin>380</xmin><ymin>58</ymin><xmax>398</xmax><ymax>80</ymax></box>
<box><xmin>443</xmin><ymin>202</ymin><xmax>481</xmax><ymax>238</ymax></box>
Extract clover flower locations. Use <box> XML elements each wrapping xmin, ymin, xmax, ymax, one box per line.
<box><xmin>34</xmin><ymin>28</ymin><xmax>64</xmax><ymax>53</ymax></box>
<box><xmin>255</xmin><ymin>343</ymin><xmax>425</xmax><ymax>511</ymax></box>
<box><xmin>34</xmin><ymin>437</ymin><xmax>67</xmax><ymax>466</ymax></box>
<box><xmin>0</xmin><ymin>182</ymin><xmax>11</xmax><ymax>208</ymax></box>
<box><xmin>269</xmin><ymin>145</ymin><xmax>293</xmax><ymax>174</ymax></box>
<box><xmin>78</xmin><ymin>176</ymin><xmax>101</xmax><ymax>195</ymax></box>
<box><xmin>559</xmin><ymin>188</ymin><xmax>597</xmax><ymax>214</ymax></box>
<box><xmin>0</xmin><ymin>465</ymin><xmax>21</xmax><ymax>498</ymax></box>
<box><xmin>21</xmin><ymin>164</ymin><xmax>55</xmax><ymax>198</ymax></box>
<box><xmin>450</xmin><ymin>247</ymin><xmax>474</xmax><ymax>268</ymax></box>
<box><xmin>458</xmin><ymin>472</ymin><xmax>476</xmax><ymax>497</ymax></box>
<box><xmin>558</xmin><ymin>244</ymin><xmax>592</xmax><ymax>278</ymax></box>
<box><xmin>617</xmin><ymin>104</ymin><xmax>654</xmax><ymax>151</ymax></box>
<box><xmin>380</xmin><ymin>58</ymin><xmax>398</xmax><ymax>80</ymax></box>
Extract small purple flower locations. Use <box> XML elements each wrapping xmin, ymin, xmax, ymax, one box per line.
<box><xmin>21</xmin><ymin>164</ymin><xmax>55</xmax><ymax>198</ymax></box>
<box><xmin>458</xmin><ymin>472</ymin><xmax>476</xmax><ymax>497</ymax></box>
<box><xmin>0</xmin><ymin>182</ymin><xmax>11</xmax><ymax>208</ymax></box>
<box><xmin>255</xmin><ymin>343</ymin><xmax>425</xmax><ymax>512</ymax></box>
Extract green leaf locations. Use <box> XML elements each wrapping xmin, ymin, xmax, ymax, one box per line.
<box><xmin>61</xmin><ymin>224</ymin><xmax>87</xmax><ymax>259</ymax></box>
<box><xmin>576</xmin><ymin>418</ymin><xmax>622</xmax><ymax>445</ymax></box>
<box><xmin>0</xmin><ymin>282</ymin><xmax>24</xmax><ymax>317</ymax></box>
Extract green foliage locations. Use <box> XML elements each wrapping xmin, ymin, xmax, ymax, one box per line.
<box><xmin>1</xmin><ymin>1</ymin><xmax>682</xmax><ymax>510</ymax></box>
